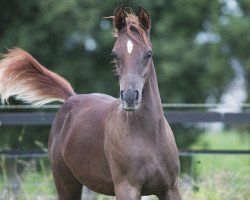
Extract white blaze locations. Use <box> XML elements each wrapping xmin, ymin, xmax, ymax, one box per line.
<box><xmin>127</xmin><ymin>40</ymin><xmax>133</xmax><ymax>54</ymax></box>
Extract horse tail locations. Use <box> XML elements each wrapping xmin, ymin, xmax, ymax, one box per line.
<box><xmin>0</xmin><ymin>48</ymin><xmax>75</xmax><ymax>107</ymax></box>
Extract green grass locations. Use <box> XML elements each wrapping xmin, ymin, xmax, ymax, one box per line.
<box><xmin>192</xmin><ymin>130</ymin><xmax>249</xmax><ymax>150</ymax></box>
<box><xmin>180</xmin><ymin>129</ymin><xmax>250</xmax><ymax>200</ymax></box>
<box><xmin>180</xmin><ymin>171</ymin><xmax>250</xmax><ymax>200</ymax></box>
<box><xmin>0</xmin><ymin>159</ymin><xmax>56</xmax><ymax>200</ymax></box>
<box><xmin>0</xmin><ymin>130</ymin><xmax>249</xmax><ymax>199</ymax></box>
<box><xmin>18</xmin><ymin>172</ymin><xmax>55</xmax><ymax>199</ymax></box>
<box><xmin>191</xmin><ymin>130</ymin><xmax>250</xmax><ymax>177</ymax></box>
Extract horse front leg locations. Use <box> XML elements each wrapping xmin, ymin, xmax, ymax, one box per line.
<box><xmin>114</xmin><ymin>181</ymin><xmax>141</xmax><ymax>200</ymax></box>
<box><xmin>158</xmin><ymin>184</ymin><xmax>182</xmax><ymax>200</ymax></box>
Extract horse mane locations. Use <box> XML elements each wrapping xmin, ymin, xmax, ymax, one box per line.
<box><xmin>112</xmin><ymin>11</ymin><xmax>150</xmax><ymax>45</ymax></box>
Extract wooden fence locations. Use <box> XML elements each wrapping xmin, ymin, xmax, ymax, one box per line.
<box><xmin>0</xmin><ymin>106</ymin><xmax>250</xmax><ymax>156</ymax></box>
<box><xmin>1</xmin><ymin>111</ymin><xmax>250</xmax><ymax>125</ymax></box>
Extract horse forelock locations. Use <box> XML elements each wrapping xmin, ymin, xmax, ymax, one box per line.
<box><xmin>113</xmin><ymin>13</ymin><xmax>150</xmax><ymax>46</ymax></box>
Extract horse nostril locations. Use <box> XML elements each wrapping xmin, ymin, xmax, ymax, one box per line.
<box><xmin>120</xmin><ymin>90</ymin><xmax>124</xmax><ymax>101</ymax></box>
<box><xmin>134</xmin><ymin>90</ymin><xmax>139</xmax><ymax>101</ymax></box>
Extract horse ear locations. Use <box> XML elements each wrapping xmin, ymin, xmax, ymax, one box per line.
<box><xmin>138</xmin><ymin>6</ymin><xmax>151</xmax><ymax>32</ymax></box>
<box><xmin>114</xmin><ymin>5</ymin><xmax>126</xmax><ymax>30</ymax></box>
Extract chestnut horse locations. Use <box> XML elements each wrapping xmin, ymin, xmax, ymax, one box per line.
<box><xmin>0</xmin><ymin>5</ymin><xmax>181</xmax><ymax>200</ymax></box>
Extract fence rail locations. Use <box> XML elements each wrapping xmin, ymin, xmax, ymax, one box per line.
<box><xmin>1</xmin><ymin>149</ymin><xmax>249</xmax><ymax>157</ymax></box>
<box><xmin>0</xmin><ymin>107</ymin><xmax>249</xmax><ymax>156</ymax></box>
<box><xmin>1</xmin><ymin>103</ymin><xmax>250</xmax><ymax>109</ymax></box>
<box><xmin>1</xmin><ymin>111</ymin><xmax>250</xmax><ymax>125</ymax></box>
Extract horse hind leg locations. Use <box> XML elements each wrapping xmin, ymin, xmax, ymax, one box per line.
<box><xmin>51</xmin><ymin>159</ymin><xmax>82</xmax><ymax>200</ymax></box>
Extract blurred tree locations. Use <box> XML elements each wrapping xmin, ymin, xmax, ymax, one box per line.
<box><xmin>0</xmin><ymin>0</ymin><xmax>249</xmax><ymax>173</ymax></box>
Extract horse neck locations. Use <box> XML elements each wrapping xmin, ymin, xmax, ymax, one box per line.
<box><xmin>111</xmin><ymin>61</ymin><xmax>165</xmax><ymax>139</ymax></box>
<box><xmin>142</xmin><ymin>61</ymin><xmax>164</xmax><ymax>118</ymax></box>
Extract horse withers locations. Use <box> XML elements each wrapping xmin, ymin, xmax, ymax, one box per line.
<box><xmin>0</xmin><ymin>5</ymin><xmax>182</xmax><ymax>200</ymax></box>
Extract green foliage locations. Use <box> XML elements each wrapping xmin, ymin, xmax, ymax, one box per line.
<box><xmin>1</xmin><ymin>0</ymin><xmax>249</xmax><ymax>101</ymax></box>
<box><xmin>0</xmin><ymin>0</ymin><xmax>249</xmax><ymax>171</ymax></box>
<box><xmin>0</xmin><ymin>126</ymin><xmax>50</xmax><ymax>149</ymax></box>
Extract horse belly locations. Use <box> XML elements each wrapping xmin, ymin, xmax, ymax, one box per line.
<box><xmin>77</xmin><ymin>167</ymin><xmax>115</xmax><ymax>196</ymax></box>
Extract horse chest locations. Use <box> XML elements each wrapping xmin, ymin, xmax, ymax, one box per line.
<box><xmin>105</xmin><ymin>129</ymin><xmax>177</xmax><ymax>189</ymax></box>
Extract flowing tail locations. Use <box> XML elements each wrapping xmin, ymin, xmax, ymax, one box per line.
<box><xmin>0</xmin><ymin>48</ymin><xmax>75</xmax><ymax>106</ymax></box>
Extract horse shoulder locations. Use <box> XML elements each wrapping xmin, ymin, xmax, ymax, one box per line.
<box><xmin>55</xmin><ymin>94</ymin><xmax>115</xmax><ymax>153</ymax></box>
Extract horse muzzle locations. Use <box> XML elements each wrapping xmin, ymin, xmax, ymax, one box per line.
<box><xmin>120</xmin><ymin>89</ymin><xmax>139</xmax><ymax>111</ymax></box>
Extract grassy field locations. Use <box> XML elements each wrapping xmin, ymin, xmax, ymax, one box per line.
<box><xmin>0</xmin><ymin>130</ymin><xmax>249</xmax><ymax>200</ymax></box>
<box><xmin>191</xmin><ymin>130</ymin><xmax>250</xmax><ymax>177</ymax></box>
<box><xmin>181</xmin><ymin>129</ymin><xmax>250</xmax><ymax>200</ymax></box>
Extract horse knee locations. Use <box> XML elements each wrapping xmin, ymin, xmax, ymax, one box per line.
<box><xmin>163</xmin><ymin>185</ymin><xmax>182</xmax><ymax>200</ymax></box>
<box><xmin>114</xmin><ymin>181</ymin><xmax>141</xmax><ymax>200</ymax></box>
<box><xmin>54</xmin><ymin>178</ymin><xmax>82</xmax><ymax>200</ymax></box>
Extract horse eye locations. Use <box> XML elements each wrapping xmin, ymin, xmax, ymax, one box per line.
<box><xmin>111</xmin><ymin>51</ymin><xmax>117</xmax><ymax>60</ymax></box>
<box><xmin>146</xmin><ymin>50</ymin><xmax>153</xmax><ymax>59</ymax></box>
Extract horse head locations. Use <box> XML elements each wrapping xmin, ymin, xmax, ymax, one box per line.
<box><xmin>112</xmin><ymin>5</ymin><xmax>153</xmax><ymax>111</ymax></box>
